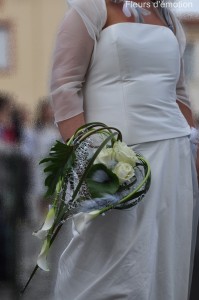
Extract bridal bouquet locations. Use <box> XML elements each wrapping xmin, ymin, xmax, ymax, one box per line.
<box><xmin>22</xmin><ymin>122</ymin><xmax>151</xmax><ymax>292</ymax></box>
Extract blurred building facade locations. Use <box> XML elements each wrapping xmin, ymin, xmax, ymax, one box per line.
<box><xmin>0</xmin><ymin>0</ymin><xmax>199</xmax><ymax>113</ymax></box>
<box><xmin>0</xmin><ymin>0</ymin><xmax>66</xmax><ymax>112</ymax></box>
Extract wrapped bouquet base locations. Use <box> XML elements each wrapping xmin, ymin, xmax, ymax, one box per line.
<box><xmin>22</xmin><ymin>122</ymin><xmax>151</xmax><ymax>293</ymax></box>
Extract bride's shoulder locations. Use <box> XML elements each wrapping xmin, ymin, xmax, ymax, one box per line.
<box><xmin>66</xmin><ymin>0</ymin><xmax>107</xmax><ymax>38</ymax></box>
<box><xmin>67</xmin><ymin>0</ymin><xmax>107</xmax><ymax>39</ymax></box>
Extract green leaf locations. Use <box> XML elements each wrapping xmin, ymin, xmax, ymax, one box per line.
<box><xmin>86</xmin><ymin>163</ymin><xmax>120</xmax><ymax>197</ymax></box>
<box><xmin>40</xmin><ymin>140</ymin><xmax>75</xmax><ymax>196</ymax></box>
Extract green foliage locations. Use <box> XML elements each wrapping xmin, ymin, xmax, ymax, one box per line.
<box><xmin>86</xmin><ymin>163</ymin><xmax>120</xmax><ymax>197</ymax></box>
<box><xmin>40</xmin><ymin>141</ymin><xmax>75</xmax><ymax>196</ymax></box>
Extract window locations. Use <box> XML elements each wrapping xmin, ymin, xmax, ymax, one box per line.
<box><xmin>0</xmin><ymin>21</ymin><xmax>15</xmax><ymax>74</ymax></box>
<box><xmin>0</xmin><ymin>27</ymin><xmax>9</xmax><ymax>69</ymax></box>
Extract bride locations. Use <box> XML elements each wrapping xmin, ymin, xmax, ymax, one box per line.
<box><xmin>49</xmin><ymin>0</ymin><xmax>199</xmax><ymax>299</ymax></box>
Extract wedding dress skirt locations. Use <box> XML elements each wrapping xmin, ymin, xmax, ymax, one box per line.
<box><xmin>54</xmin><ymin>137</ymin><xmax>198</xmax><ymax>300</ymax></box>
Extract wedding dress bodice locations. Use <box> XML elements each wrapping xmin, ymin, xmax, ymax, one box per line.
<box><xmin>83</xmin><ymin>22</ymin><xmax>190</xmax><ymax>144</ymax></box>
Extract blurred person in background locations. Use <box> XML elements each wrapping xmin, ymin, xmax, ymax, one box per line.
<box><xmin>12</xmin><ymin>105</ymin><xmax>37</xmax><ymax>224</ymax></box>
<box><xmin>0</xmin><ymin>92</ymin><xmax>34</xmax><ymax>222</ymax></box>
<box><xmin>33</xmin><ymin>97</ymin><xmax>60</xmax><ymax>223</ymax></box>
<box><xmin>0</xmin><ymin>92</ymin><xmax>31</xmax><ymax>293</ymax></box>
<box><xmin>1</xmin><ymin>101</ymin><xmax>34</xmax><ymax>221</ymax></box>
<box><xmin>0</xmin><ymin>91</ymin><xmax>15</xmax><ymax>145</ymax></box>
<box><xmin>16</xmin><ymin>105</ymin><xmax>35</xmax><ymax>158</ymax></box>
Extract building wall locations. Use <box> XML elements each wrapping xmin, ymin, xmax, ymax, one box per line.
<box><xmin>0</xmin><ymin>1</ymin><xmax>199</xmax><ymax>115</ymax></box>
<box><xmin>0</xmin><ymin>0</ymin><xmax>67</xmax><ymax>112</ymax></box>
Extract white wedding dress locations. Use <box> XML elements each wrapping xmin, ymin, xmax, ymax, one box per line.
<box><xmin>49</xmin><ymin>1</ymin><xmax>199</xmax><ymax>299</ymax></box>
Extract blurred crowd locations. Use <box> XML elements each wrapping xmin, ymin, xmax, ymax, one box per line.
<box><xmin>0</xmin><ymin>91</ymin><xmax>60</xmax><ymax>295</ymax></box>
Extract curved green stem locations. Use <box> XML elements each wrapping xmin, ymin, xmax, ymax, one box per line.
<box><xmin>68</xmin><ymin>123</ymin><xmax>122</xmax><ymax>147</ymax></box>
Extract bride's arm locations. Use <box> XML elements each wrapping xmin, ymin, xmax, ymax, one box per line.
<box><xmin>168</xmin><ymin>9</ymin><xmax>196</xmax><ymax>127</ymax></box>
<box><xmin>57</xmin><ymin>113</ymin><xmax>85</xmax><ymax>142</ymax></box>
<box><xmin>175</xmin><ymin>57</ymin><xmax>199</xmax><ymax>177</ymax></box>
<box><xmin>176</xmin><ymin>57</ymin><xmax>195</xmax><ymax>127</ymax></box>
<box><xmin>177</xmin><ymin>100</ymin><xmax>195</xmax><ymax>128</ymax></box>
<box><xmin>177</xmin><ymin>99</ymin><xmax>199</xmax><ymax>182</ymax></box>
<box><xmin>49</xmin><ymin>8</ymin><xmax>94</xmax><ymax>141</ymax></box>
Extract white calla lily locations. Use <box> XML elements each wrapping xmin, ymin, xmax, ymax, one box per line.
<box><xmin>73</xmin><ymin>210</ymin><xmax>100</xmax><ymax>234</ymax></box>
<box><xmin>37</xmin><ymin>239</ymin><xmax>50</xmax><ymax>271</ymax></box>
<box><xmin>33</xmin><ymin>206</ymin><xmax>55</xmax><ymax>240</ymax></box>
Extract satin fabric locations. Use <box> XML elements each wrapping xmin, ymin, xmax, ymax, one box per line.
<box><xmin>83</xmin><ymin>23</ymin><xmax>190</xmax><ymax>145</ymax></box>
<box><xmin>54</xmin><ymin>137</ymin><xmax>198</xmax><ymax>300</ymax></box>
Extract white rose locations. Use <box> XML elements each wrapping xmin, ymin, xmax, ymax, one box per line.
<box><xmin>113</xmin><ymin>141</ymin><xmax>138</xmax><ymax>166</ymax></box>
<box><xmin>113</xmin><ymin>162</ymin><xmax>135</xmax><ymax>184</ymax></box>
<box><xmin>94</xmin><ymin>147</ymin><xmax>116</xmax><ymax>169</ymax></box>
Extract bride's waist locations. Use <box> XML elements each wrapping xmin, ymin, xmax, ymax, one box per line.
<box><xmin>84</xmin><ymin>106</ymin><xmax>190</xmax><ymax>145</ymax></box>
<box><xmin>83</xmin><ymin>83</ymin><xmax>177</xmax><ymax>107</ymax></box>
<box><xmin>83</xmin><ymin>74</ymin><xmax>177</xmax><ymax>93</ymax></box>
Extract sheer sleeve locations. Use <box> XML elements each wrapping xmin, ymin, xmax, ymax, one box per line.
<box><xmin>49</xmin><ymin>0</ymin><xmax>107</xmax><ymax>123</ymax></box>
<box><xmin>168</xmin><ymin>9</ymin><xmax>191</xmax><ymax>109</ymax></box>
<box><xmin>176</xmin><ymin>57</ymin><xmax>191</xmax><ymax>109</ymax></box>
<box><xmin>67</xmin><ymin>0</ymin><xmax>107</xmax><ymax>41</ymax></box>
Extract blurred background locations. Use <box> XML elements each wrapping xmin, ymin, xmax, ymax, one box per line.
<box><xmin>0</xmin><ymin>0</ymin><xmax>198</xmax><ymax>299</ymax></box>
